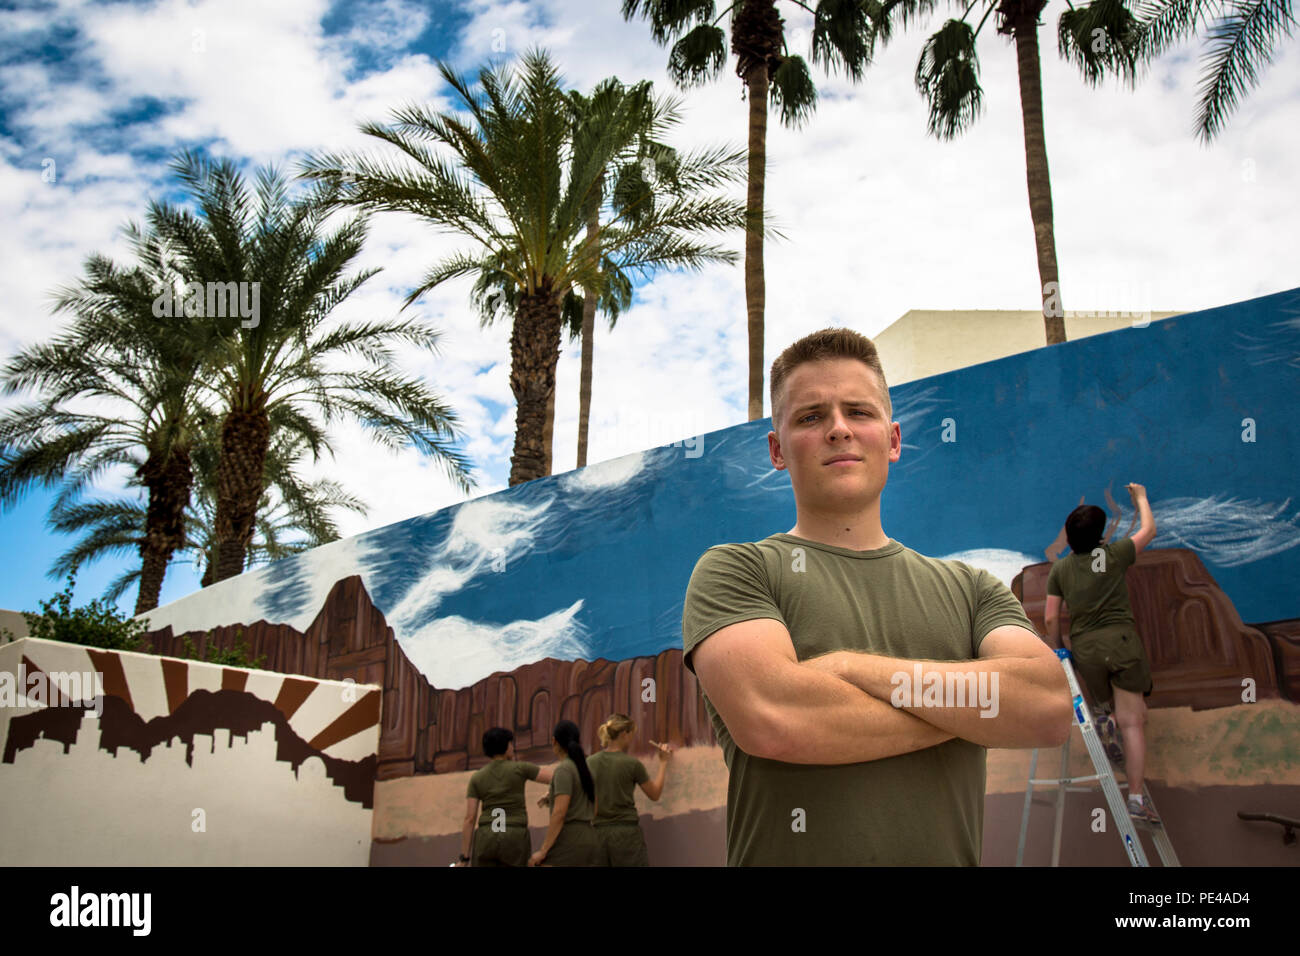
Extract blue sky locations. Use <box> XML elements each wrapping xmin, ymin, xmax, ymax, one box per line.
<box><xmin>1</xmin><ymin>0</ymin><xmax>1298</xmax><ymax>618</ymax></box>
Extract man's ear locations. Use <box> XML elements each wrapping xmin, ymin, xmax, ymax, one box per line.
<box><xmin>768</xmin><ymin>429</ymin><xmax>786</xmax><ymax>470</ymax></box>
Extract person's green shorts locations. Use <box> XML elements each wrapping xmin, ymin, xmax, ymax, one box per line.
<box><xmin>1072</xmin><ymin>624</ymin><xmax>1154</xmax><ymax>706</ymax></box>
<box><xmin>542</xmin><ymin>821</ymin><xmax>601</xmax><ymax>866</ymax></box>
<box><xmin>594</xmin><ymin>823</ymin><xmax>650</xmax><ymax>867</ymax></box>
<box><xmin>472</xmin><ymin>825</ymin><xmax>531</xmax><ymax>867</ymax></box>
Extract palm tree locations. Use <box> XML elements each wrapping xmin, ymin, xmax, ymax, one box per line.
<box><xmin>478</xmin><ymin>78</ymin><xmax>697</xmax><ymax>472</ymax></box>
<box><xmin>0</xmin><ymin>228</ymin><xmax>212</xmax><ymax>613</ymax></box>
<box><xmin>882</xmin><ymin>0</ymin><xmax>1144</xmax><ymax>345</ymax></box>
<box><xmin>300</xmin><ymin>50</ymin><xmax>747</xmax><ymax>485</ymax></box>
<box><xmin>1133</xmin><ymin>0</ymin><xmax>1296</xmax><ymax>142</ymax></box>
<box><xmin>150</xmin><ymin>151</ymin><xmax>475</xmax><ymax>581</ymax></box>
<box><xmin>567</xmin><ymin>79</ymin><xmax>671</xmax><ymax>470</ymax></box>
<box><xmin>49</xmin><ymin>427</ymin><xmax>368</xmax><ymax>601</ymax></box>
<box><xmin>623</xmin><ymin>0</ymin><xmax>881</xmax><ymax>420</ymax></box>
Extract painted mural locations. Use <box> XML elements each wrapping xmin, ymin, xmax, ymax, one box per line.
<box><xmin>0</xmin><ymin>637</ymin><xmax>380</xmax><ymax>865</ymax></box>
<box><xmin>42</xmin><ymin>287</ymin><xmax>1300</xmax><ymax>865</ymax></box>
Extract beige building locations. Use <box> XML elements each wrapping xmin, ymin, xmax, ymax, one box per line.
<box><xmin>0</xmin><ymin>609</ymin><xmax>29</xmax><ymax>641</ymax></box>
<box><xmin>872</xmin><ymin>309</ymin><xmax>1181</xmax><ymax>385</ymax></box>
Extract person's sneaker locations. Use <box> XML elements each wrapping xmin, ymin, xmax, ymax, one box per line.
<box><xmin>1096</xmin><ymin>714</ymin><xmax>1125</xmax><ymax>766</ymax></box>
<box><xmin>1128</xmin><ymin>796</ymin><xmax>1162</xmax><ymax>828</ymax></box>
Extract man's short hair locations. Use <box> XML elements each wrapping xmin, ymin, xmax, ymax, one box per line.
<box><xmin>769</xmin><ymin>327</ymin><xmax>892</xmax><ymax>428</ymax></box>
<box><xmin>1065</xmin><ymin>505</ymin><xmax>1108</xmax><ymax>554</ymax></box>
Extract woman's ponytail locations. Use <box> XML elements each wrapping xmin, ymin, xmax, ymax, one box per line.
<box><xmin>553</xmin><ymin>720</ymin><xmax>595</xmax><ymax>802</ymax></box>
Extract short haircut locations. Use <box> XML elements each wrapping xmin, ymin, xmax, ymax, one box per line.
<box><xmin>1065</xmin><ymin>505</ymin><xmax>1108</xmax><ymax>554</ymax></box>
<box><xmin>769</xmin><ymin>327</ymin><xmax>892</xmax><ymax>428</ymax></box>
<box><xmin>482</xmin><ymin>726</ymin><xmax>514</xmax><ymax>757</ymax></box>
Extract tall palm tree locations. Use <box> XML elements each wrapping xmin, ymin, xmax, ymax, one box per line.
<box><xmin>49</xmin><ymin>427</ymin><xmax>367</xmax><ymax>601</ymax></box>
<box><xmin>623</xmin><ymin>0</ymin><xmax>880</xmax><ymax>420</ymax></box>
<box><xmin>151</xmin><ymin>151</ymin><xmax>475</xmax><ymax>581</ymax></box>
<box><xmin>479</xmin><ymin>78</ymin><xmax>699</xmax><ymax>472</ymax></box>
<box><xmin>0</xmin><ymin>228</ymin><xmax>212</xmax><ymax>613</ymax></box>
<box><xmin>567</xmin><ymin>79</ymin><xmax>672</xmax><ymax>470</ymax></box>
<box><xmin>881</xmin><ymin>0</ymin><xmax>1145</xmax><ymax>345</ymax></box>
<box><xmin>300</xmin><ymin>50</ymin><xmax>747</xmax><ymax>486</ymax></box>
<box><xmin>1134</xmin><ymin>0</ymin><xmax>1296</xmax><ymax>142</ymax></box>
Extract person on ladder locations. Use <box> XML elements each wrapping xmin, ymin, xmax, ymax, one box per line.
<box><xmin>1044</xmin><ymin>483</ymin><xmax>1161</xmax><ymax>828</ymax></box>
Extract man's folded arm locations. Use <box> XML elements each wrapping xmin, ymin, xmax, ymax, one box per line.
<box><xmin>689</xmin><ymin>617</ymin><xmax>955</xmax><ymax>765</ymax></box>
<box><xmin>805</xmin><ymin>625</ymin><xmax>1073</xmax><ymax>749</ymax></box>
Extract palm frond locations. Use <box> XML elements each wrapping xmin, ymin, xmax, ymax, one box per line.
<box><xmin>668</xmin><ymin>24</ymin><xmax>730</xmax><ymax>87</ymax></box>
<box><xmin>916</xmin><ymin>18</ymin><xmax>984</xmax><ymax>140</ymax></box>
<box><xmin>1195</xmin><ymin>0</ymin><xmax>1296</xmax><ymax>141</ymax></box>
<box><xmin>1059</xmin><ymin>0</ymin><xmax>1145</xmax><ymax>86</ymax></box>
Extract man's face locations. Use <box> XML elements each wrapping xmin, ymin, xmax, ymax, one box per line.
<box><xmin>768</xmin><ymin>358</ymin><xmax>901</xmax><ymax>511</ymax></box>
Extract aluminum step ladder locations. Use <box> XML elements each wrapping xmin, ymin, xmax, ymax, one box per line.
<box><xmin>1015</xmin><ymin>648</ymin><xmax>1179</xmax><ymax>867</ymax></box>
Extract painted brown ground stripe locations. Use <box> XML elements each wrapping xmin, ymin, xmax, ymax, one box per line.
<box><xmin>160</xmin><ymin>658</ymin><xmax>188</xmax><ymax>714</ymax></box>
<box><xmin>308</xmin><ymin>690</ymin><xmax>381</xmax><ymax>752</ymax></box>
<box><xmin>221</xmin><ymin>668</ymin><xmax>248</xmax><ymax>692</ymax></box>
<box><xmin>85</xmin><ymin>649</ymin><xmax>132</xmax><ymax>712</ymax></box>
<box><xmin>273</xmin><ymin>677</ymin><xmax>316</xmax><ymax>719</ymax></box>
<box><xmin>19</xmin><ymin>656</ymin><xmax>70</xmax><ymax>707</ymax></box>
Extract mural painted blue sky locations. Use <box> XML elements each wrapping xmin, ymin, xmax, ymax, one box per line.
<box><xmin>1</xmin><ymin>0</ymin><xmax>1298</xmax><ymax>616</ymax></box>
<box><xmin>135</xmin><ymin>292</ymin><xmax>1300</xmax><ymax>691</ymax></box>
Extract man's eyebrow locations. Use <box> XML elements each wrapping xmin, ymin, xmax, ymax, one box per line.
<box><xmin>791</xmin><ymin>399</ymin><xmax>878</xmax><ymax>414</ymax></box>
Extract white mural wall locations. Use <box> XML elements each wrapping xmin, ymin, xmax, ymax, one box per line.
<box><xmin>0</xmin><ymin>637</ymin><xmax>380</xmax><ymax>866</ymax></box>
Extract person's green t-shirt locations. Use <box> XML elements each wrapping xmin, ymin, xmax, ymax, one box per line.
<box><xmin>549</xmin><ymin>758</ymin><xmax>595</xmax><ymax>823</ymax></box>
<box><xmin>587</xmin><ymin>750</ymin><xmax>650</xmax><ymax>826</ymax></box>
<box><xmin>1046</xmin><ymin>537</ymin><xmax>1138</xmax><ymax>637</ymax></box>
<box><xmin>681</xmin><ymin>533</ymin><xmax>1038</xmax><ymax>866</ymax></box>
<box><xmin>466</xmin><ymin>759</ymin><xmax>540</xmax><ymax>828</ymax></box>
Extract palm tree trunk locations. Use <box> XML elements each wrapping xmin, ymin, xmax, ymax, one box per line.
<box><xmin>508</xmin><ymin>287</ymin><xmax>562</xmax><ymax>486</ymax></box>
<box><xmin>543</xmin><ymin>380</ymin><xmax>556</xmax><ymax>476</ymax></box>
<box><xmin>1011</xmin><ymin>1</ymin><xmax>1067</xmax><ymax>345</ymax></box>
<box><xmin>135</xmin><ymin>447</ymin><xmax>193</xmax><ymax>614</ymax></box>
<box><xmin>577</xmin><ymin>192</ymin><xmax>600</xmax><ymax>469</ymax></box>
<box><xmin>213</xmin><ymin>405</ymin><xmax>271</xmax><ymax>581</ymax></box>
<box><xmin>744</xmin><ymin>59</ymin><xmax>769</xmax><ymax>420</ymax></box>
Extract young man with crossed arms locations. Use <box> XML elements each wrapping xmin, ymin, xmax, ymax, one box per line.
<box><xmin>681</xmin><ymin>328</ymin><xmax>1072</xmax><ymax>865</ymax></box>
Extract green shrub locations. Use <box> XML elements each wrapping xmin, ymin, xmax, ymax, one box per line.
<box><xmin>178</xmin><ymin>627</ymin><xmax>267</xmax><ymax>670</ymax></box>
<box><xmin>15</xmin><ymin>571</ymin><xmax>149</xmax><ymax>651</ymax></box>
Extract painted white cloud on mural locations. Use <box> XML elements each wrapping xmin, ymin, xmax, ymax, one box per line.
<box><xmin>560</xmin><ymin>451</ymin><xmax>648</xmax><ymax>492</ymax></box>
<box><xmin>398</xmin><ymin>600</ymin><xmax>588</xmax><ymax>691</ymax></box>
<box><xmin>940</xmin><ymin>549</ymin><xmax>1043</xmax><ymax>588</ymax></box>
<box><xmin>1154</xmin><ymin>496</ymin><xmax>1300</xmax><ymax>568</ymax></box>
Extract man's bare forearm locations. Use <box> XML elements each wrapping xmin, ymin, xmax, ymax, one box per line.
<box><xmin>740</xmin><ymin>664</ymin><xmax>954</xmax><ymax>764</ymax></box>
<box><xmin>809</xmin><ymin>652</ymin><xmax>1070</xmax><ymax>749</ymax></box>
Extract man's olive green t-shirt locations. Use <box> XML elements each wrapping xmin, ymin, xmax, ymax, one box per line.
<box><xmin>587</xmin><ymin>750</ymin><xmax>650</xmax><ymax>826</ymax></box>
<box><xmin>466</xmin><ymin>759</ymin><xmax>541</xmax><ymax>828</ymax></box>
<box><xmin>1046</xmin><ymin>538</ymin><xmax>1138</xmax><ymax>637</ymax></box>
<box><xmin>550</xmin><ymin>758</ymin><xmax>595</xmax><ymax>823</ymax></box>
<box><xmin>681</xmin><ymin>534</ymin><xmax>1037</xmax><ymax>866</ymax></box>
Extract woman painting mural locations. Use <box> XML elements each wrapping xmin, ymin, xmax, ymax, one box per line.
<box><xmin>586</xmin><ymin>713</ymin><xmax>674</xmax><ymax>866</ymax></box>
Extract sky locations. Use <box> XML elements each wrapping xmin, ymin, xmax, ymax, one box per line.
<box><xmin>0</xmin><ymin>0</ymin><xmax>1297</xmax><ymax>618</ymax></box>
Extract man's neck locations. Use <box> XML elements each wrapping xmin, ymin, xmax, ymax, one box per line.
<box><xmin>787</xmin><ymin>512</ymin><xmax>890</xmax><ymax>552</ymax></box>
